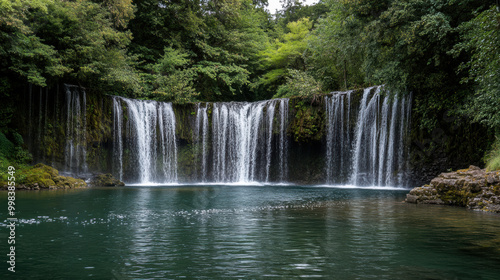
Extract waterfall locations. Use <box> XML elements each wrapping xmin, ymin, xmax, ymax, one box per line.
<box><xmin>38</xmin><ymin>87</ymin><xmax>42</xmax><ymax>160</ymax></box>
<box><xmin>211</xmin><ymin>102</ymin><xmax>268</xmax><ymax>183</ymax></box>
<box><xmin>113</xmin><ymin>97</ymin><xmax>178</xmax><ymax>184</ymax></box>
<box><xmin>211</xmin><ymin>103</ymin><xmax>228</xmax><ymax>182</ymax></box>
<box><xmin>265</xmin><ymin>100</ymin><xmax>277</xmax><ymax>182</ymax></box>
<box><xmin>158</xmin><ymin>102</ymin><xmax>178</xmax><ymax>182</ymax></box>
<box><xmin>64</xmin><ymin>84</ymin><xmax>87</xmax><ymax>175</ymax></box>
<box><xmin>278</xmin><ymin>99</ymin><xmax>289</xmax><ymax>182</ymax></box>
<box><xmin>109</xmin><ymin>89</ymin><xmax>407</xmax><ymax>185</ymax></box>
<box><xmin>325</xmin><ymin>91</ymin><xmax>353</xmax><ymax>184</ymax></box>
<box><xmin>325</xmin><ymin>86</ymin><xmax>411</xmax><ymax>186</ymax></box>
<box><xmin>201</xmin><ymin>106</ymin><xmax>209</xmax><ymax>182</ymax></box>
<box><xmin>377</xmin><ymin>96</ymin><xmax>389</xmax><ymax>186</ymax></box>
<box><xmin>28</xmin><ymin>84</ymin><xmax>32</xmax><ymax>141</ymax></box>
<box><xmin>195</xmin><ymin>99</ymin><xmax>289</xmax><ymax>183</ymax></box>
<box><xmin>348</xmin><ymin>87</ymin><xmax>410</xmax><ymax>186</ymax></box>
<box><xmin>195</xmin><ymin>104</ymin><xmax>210</xmax><ymax>182</ymax></box>
<box><xmin>24</xmin><ymin>83</ymin><xmax>412</xmax><ymax>186</ymax></box>
<box><xmin>113</xmin><ymin>98</ymin><xmax>123</xmax><ymax>181</ymax></box>
<box><xmin>385</xmin><ymin>96</ymin><xmax>399</xmax><ymax>186</ymax></box>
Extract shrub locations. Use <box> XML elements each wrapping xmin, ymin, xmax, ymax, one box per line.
<box><xmin>486</xmin><ymin>137</ymin><xmax>500</xmax><ymax>171</ymax></box>
<box><xmin>273</xmin><ymin>70</ymin><xmax>323</xmax><ymax>98</ymax></box>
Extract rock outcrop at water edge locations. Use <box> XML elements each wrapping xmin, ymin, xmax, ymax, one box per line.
<box><xmin>0</xmin><ymin>163</ymin><xmax>87</xmax><ymax>190</ymax></box>
<box><xmin>405</xmin><ymin>165</ymin><xmax>500</xmax><ymax>213</ymax></box>
<box><xmin>89</xmin><ymin>173</ymin><xmax>125</xmax><ymax>187</ymax></box>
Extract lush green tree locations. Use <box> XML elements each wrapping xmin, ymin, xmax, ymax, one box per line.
<box><xmin>455</xmin><ymin>6</ymin><xmax>500</xmax><ymax>130</ymax></box>
<box><xmin>129</xmin><ymin>0</ymin><xmax>270</xmax><ymax>101</ymax></box>
<box><xmin>1</xmin><ymin>0</ymin><xmax>497</xmax><ymax>119</ymax></box>
<box><xmin>274</xmin><ymin>0</ymin><xmax>328</xmax><ymax>27</ymax></box>
<box><xmin>0</xmin><ymin>0</ymin><xmax>141</xmax><ymax>95</ymax></box>
<box><xmin>0</xmin><ymin>0</ymin><xmax>67</xmax><ymax>87</ymax></box>
<box><xmin>254</xmin><ymin>17</ymin><xmax>314</xmax><ymax>97</ymax></box>
<box><xmin>306</xmin><ymin>0</ymin><xmax>365</xmax><ymax>90</ymax></box>
<box><xmin>33</xmin><ymin>0</ymin><xmax>141</xmax><ymax>95</ymax></box>
<box><xmin>306</xmin><ymin>0</ymin><xmax>490</xmax><ymax>131</ymax></box>
<box><xmin>274</xmin><ymin>69</ymin><xmax>322</xmax><ymax>98</ymax></box>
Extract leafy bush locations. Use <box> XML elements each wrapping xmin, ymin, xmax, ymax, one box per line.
<box><xmin>0</xmin><ymin>154</ymin><xmax>11</xmax><ymax>183</ymax></box>
<box><xmin>14</xmin><ymin>147</ymin><xmax>32</xmax><ymax>164</ymax></box>
<box><xmin>0</xmin><ymin>131</ymin><xmax>32</xmax><ymax>169</ymax></box>
<box><xmin>12</xmin><ymin>132</ymin><xmax>24</xmax><ymax>146</ymax></box>
<box><xmin>151</xmin><ymin>71</ymin><xmax>200</xmax><ymax>104</ymax></box>
<box><xmin>0</xmin><ymin>132</ymin><xmax>14</xmax><ymax>157</ymax></box>
<box><xmin>273</xmin><ymin>69</ymin><xmax>323</xmax><ymax>98</ymax></box>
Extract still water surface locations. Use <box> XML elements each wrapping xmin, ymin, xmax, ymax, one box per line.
<box><xmin>1</xmin><ymin>185</ymin><xmax>499</xmax><ymax>279</ymax></box>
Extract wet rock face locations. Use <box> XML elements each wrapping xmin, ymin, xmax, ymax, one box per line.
<box><xmin>405</xmin><ymin>166</ymin><xmax>500</xmax><ymax>213</ymax></box>
<box><xmin>89</xmin><ymin>174</ymin><xmax>125</xmax><ymax>187</ymax></box>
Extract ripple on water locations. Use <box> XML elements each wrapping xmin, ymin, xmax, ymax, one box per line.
<box><xmin>1</xmin><ymin>186</ymin><xmax>499</xmax><ymax>280</ymax></box>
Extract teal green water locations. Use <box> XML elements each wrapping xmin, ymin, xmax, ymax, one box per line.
<box><xmin>1</xmin><ymin>185</ymin><xmax>500</xmax><ymax>279</ymax></box>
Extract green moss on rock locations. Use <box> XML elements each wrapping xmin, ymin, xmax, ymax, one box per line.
<box><xmin>90</xmin><ymin>173</ymin><xmax>124</xmax><ymax>187</ymax></box>
<box><xmin>288</xmin><ymin>98</ymin><xmax>325</xmax><ymax>143</ymax></box>
<box><xmin>0</xmin><ymin>163</ymin><xmax>87</xmax><ymax>190</ymax></box>
<box><xmin>406</xmin><ymin>165</ymin><xmax>500</xmax><ymax>212</ymax></box>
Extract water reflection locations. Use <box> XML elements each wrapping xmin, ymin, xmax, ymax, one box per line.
<box><xmin>1</xmin><ymin>186</ymin><xmax>499</xmax><ymax>279</ymax></box>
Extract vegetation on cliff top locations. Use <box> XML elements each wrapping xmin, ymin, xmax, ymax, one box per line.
<box><xmin>0</xmin><ymin>0</ymin><xmax>498</xmax><ymax>162</ymax></box>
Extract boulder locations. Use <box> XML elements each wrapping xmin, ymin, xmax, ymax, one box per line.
<box><xmin>0</xmin><ymin>163</ymin><xmax>87</xmax><ymax>190</ymax></box>
<box><xmin>405</xmin><ymin>166</ymin><xmax>500</xmax><ymax>213</ymax></box>
<box><xmin>90</xmin><ymin>174</ymin><xmax>125</xmax><ymax>187</ymax></box>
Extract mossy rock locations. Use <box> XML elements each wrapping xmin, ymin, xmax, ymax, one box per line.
<box><xmin>33</xmin><ymin>163</ymin><xmax>59</xmax><ymax>177</ymax></box>
<box><xmin>53</xmin><ymin>175</ymin><xmax>87</xmax><ymax>188</ymax></box>
<box><xmin>289</xmin><ymin>100</ymin><xmax>325</xmax><ymax>143</ymax></box>
<box><xmin>17</xmin><ymin>163</ymin><xmax>86</xmax><ymax>189</ymax></box>
<box><xmin>90</xmin><ymin>173</ymin><xmax>124</xmax><ymax>187</ymax></box>
<box><xmin>493</xmin><ymin>185</ymin><xmax>500</xmax><ymax>195</ymax></box>
<box><xmin>407</xmin><ymin>166</ymin><xmax>500</xmax><ymax>212</ymax></box>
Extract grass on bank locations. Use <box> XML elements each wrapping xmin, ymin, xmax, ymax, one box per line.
<box><xmin>486</xmin><ymin>136</ymin><xmax>500</xmax><ymax>171</ymax></box>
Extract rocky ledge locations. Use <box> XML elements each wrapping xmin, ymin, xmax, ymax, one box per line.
<box><xmin>0</xmin><ymin>163</ymin><xmax>87</xmax><ymax>190</ymax></box>
<box><xmin>405</xmin><ymin>165</ymin><xmax>500</xmax><ymax>213</ymax></box>
<box><xmin>89</xmin><ymin>173</ymin><xmax>125</xmax><ymax>187</ymax></box>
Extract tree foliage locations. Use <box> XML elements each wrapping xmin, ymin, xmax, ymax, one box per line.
<box><xmin>0</xmin><ymin>0</ymin><xmax>140</xmax><ymax>94</ymax></box>
<box><xmin>254</xmin><ymin>17</ymin><xmax>314</xmax><ymax>97</ymax></box>
<box><xmin>0</xmin><ymin>0</ymin><xmax>498</xmax><ymax>135</ymax></box>
<box><xmin>455</xmin><ymin>6</ymin><xmax>500</xmax><ymax>130</ymax></box>
<box><xmin>307</xmin><ymin>0</ymin><xmax>494</xmax><ymax>131</ymax></box>
<box><xmin>274</xmin><ymin>69</ymin><xmax>322</xmax><ymax>98</ymax></box>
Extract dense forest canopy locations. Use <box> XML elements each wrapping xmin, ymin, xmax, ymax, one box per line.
<box><xmin>0</xmin><ymin>0</ymin><xmax>498</xmax><ymax>131</ymax></box>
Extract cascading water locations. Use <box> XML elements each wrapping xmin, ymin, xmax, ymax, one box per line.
<box><xmin>325</xmin><ymin>91</ymin><xmax>353</xmax><ymax>184</ymax></box>
<box><xmin>325</xmin><ymin>86</ymin><xmax>411</xmax><ymax>186</ymax></box>
<box><xmin>112</xmin><ymin>98</ymin><xmax>123</xmax><ymax>181</ymax></box>
<box><xmin>158</xmin><ymin>102</ymin><xmax>178</xmax><ymax>182</ymax></box>
<box><xmin>211</xmin><ymin>101</ymin><xmax>268</xmax><ymax>183</ymax></box>
<box><xmin>64</xmin><ymin>84</ymin><xmax>87</xmax><ymax>174</ymax></box>
<box><xmin>112</xmin><ymin>97</ymin><xmax>178</xmax><ymax>184</ymax></box>
<box><xmin>194</xmin><ymin>99</ymin><xmax>289</xmax><ymax>183</ymax></box>
<box><xmin>278</xmin><ymin>99</ymin><xmax>289</xmax><ymax>182</ymax></box>
<box><xmin>265</xmin><ymin>101</ymin><xmax>277</xmax><ymax>182</ymax></box>
<box><xmin>195</xmin><ymin>104</ymin><xmax>210</xmax><ymax>182</ymax></box>
<box><xmin>25</xmin><ymin>83</ymin><xmax>411</xmax><ymax>186</ymax></box>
